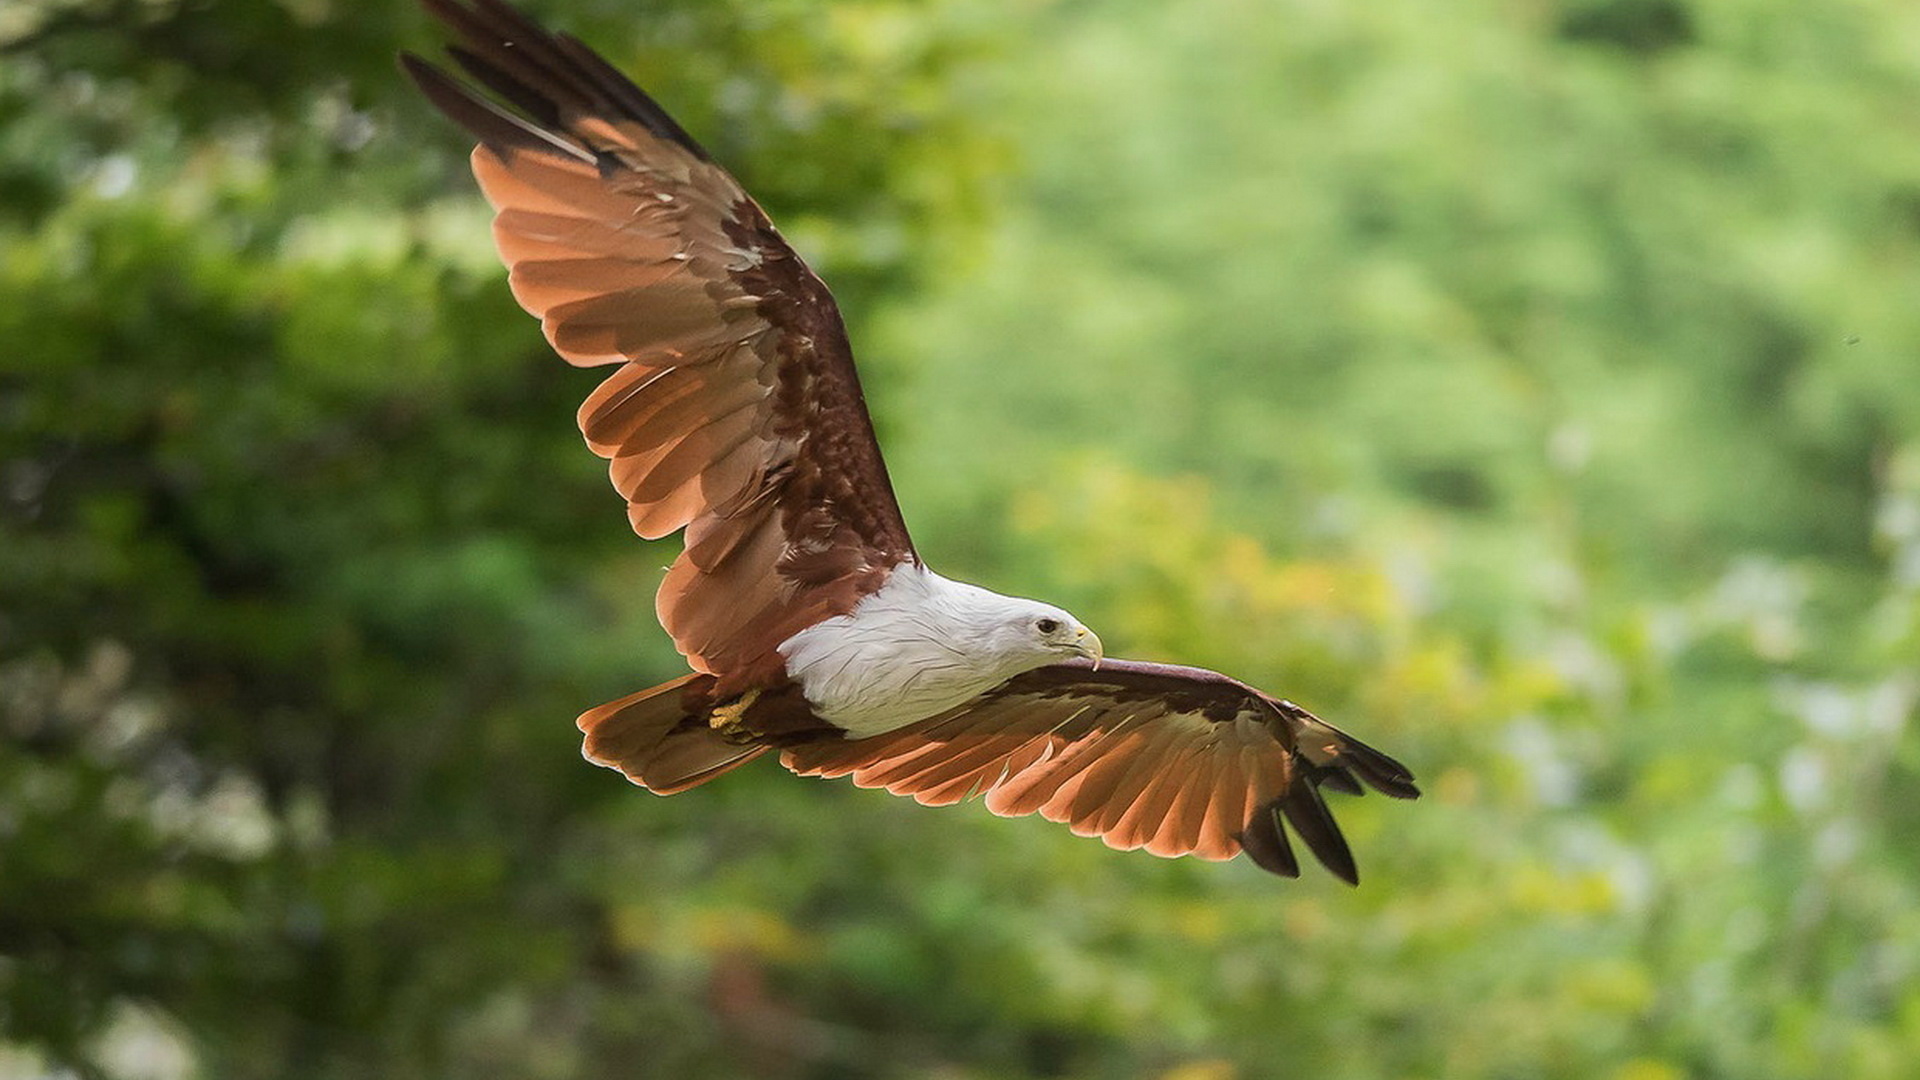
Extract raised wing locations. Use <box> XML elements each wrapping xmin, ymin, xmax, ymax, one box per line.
<box><xmin>782</xmin><ymin>660</ymin><xmax>1419</xmax><ymax>882</ymax></box>
<box><xmin>404</xmin><ymin>0</ymin><xmax>916</xmax><ymax>691</ymax></box>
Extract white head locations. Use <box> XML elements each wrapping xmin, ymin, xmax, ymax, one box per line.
<box><xmin>776</xmin><ymin>566</ymin><xmax>1107</xmax><ymax>734</ymax></box>
<box><xmin>972</xmin><ymin>596</ymin><xmax>1104</xmax><ymax>673</ymax></box>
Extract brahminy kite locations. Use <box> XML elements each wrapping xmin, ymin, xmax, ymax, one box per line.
<box><xmin>402</xmin><ymin>0</ymin><xmax>1419</xmax><ymax>882</ymax></box>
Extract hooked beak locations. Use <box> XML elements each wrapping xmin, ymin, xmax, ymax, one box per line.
<box><xmin>1073</xmin><ymin>627</ymin><xmax>1104</xmax><ymax>671</ymax></box>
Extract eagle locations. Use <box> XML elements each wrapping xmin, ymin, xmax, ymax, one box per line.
<box><xmin>402</xmin><ymin>0</ymin><xmax>1419</xmax><ymax>882</ymax></box>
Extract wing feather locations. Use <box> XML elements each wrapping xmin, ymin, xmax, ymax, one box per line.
<box><xmin>1062</xmin><ymin>708</ymin><xmax>1164</xmax><ymax>829</ymax></box>
<box><xmin>471</xmin><ymin>149</ymin><xmax>630</xmax><ymax>232</ymax></box>
<box><xmin>888</xmin><ymin>725</ymin><xmax>1024</xmax><ymax>800</ymax></box>
<box><xmin>1152</xmin><ymin>740</ymin><xmax>1218</xmax><ymax>858</ymax></box>
<box><xmin>507</xmin><ymin>255</ymin><xmax>693</xmax><ymax>313</ymax></box>
<box><xmin>619</xmin><ymin>402</ymin><xmax>759</xmax><ymax>506</ymax></box>
<box><xmin>981</xmin><ymin>711</ymin><xmax>1112</xmax><ymax>819</ymax></box>
<box><xmin>1193</xmin><ymin>747</ymin><xmax>1250</xmax><ymax>861</ymax></box>
<box><xmin>409</xmin><ymin>1</ymin><xmax>916</xmax><ymax>693</ymax></box>
<box><xmin>1086</xmin><ymin>730</ymin><xmax>1175</xmax><ymax>840</ymax></box>
<box><xmin>580</xmin><ymin>366</ymin><xmax>753</xmax><ymax>459</ymax></box>
<box><xmin>780</xmin><ymin>659</ymin><xmax>1416</xmax><ymax>880</ymax></box>
<box><xmin>855</xmin><ymin>708</ymin><xmax>1019</xmax><ymax>791</ymax></box>
<box><xmin>1111</xmin><ymin>728</ymin><xmax>1205</xmax><ymax>854</ymax></box>
<box><xmin>491</xmin><ymin>208</ymin><xmax>672</xmax><ymax>261</ymax></box>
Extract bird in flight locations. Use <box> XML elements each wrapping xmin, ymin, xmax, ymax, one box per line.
<box><xmin>403</xmin><ymin>0</ymin><xmax>1418</xmax><ymax>882</ymax></box>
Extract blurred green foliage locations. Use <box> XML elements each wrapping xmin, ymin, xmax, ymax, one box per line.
<box><xmin>4</xmin><ymin>0</ymin><xmax>1919</xmax><ymax>1077</ymax></box>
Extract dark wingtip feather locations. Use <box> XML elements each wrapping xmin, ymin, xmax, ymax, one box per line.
<box><xmin>446</xmin><ymin>43</ymin><xmax>563</xmax><ymax>128</ymax></box>
<box><xmin>1313</xmin><ymin>765</ymin><xmax>1364</xmax><ymax>797</ymax></box>
<box><xmin>1270</xmin><ymin>697</ymin><xmax>1423</xmax><ymax>801</ymax></box>
<box><xmin>1340</xmin><ymin>739</ymin><xmax>1421</xmax><ymax>800</ymax></box>
<box><xmin>398</xmin><ymin>52</ymin><xmax>498</xmax><ymax>139</ymax></box>
<box><xmin>411</xmin><ymin>0</ymin><xmax>714</xmax><ymax>163</ymax></box>
<box><xmin>1237</xmin><ymin>803</ymin><xmax>1301</xmax><ymax>879</ymax></box>
<box><xmin>552</xmin><ymin>31</ymin><xmax>712</xmax><ymax>160</ymax></box>
<box><xmin>400</xmin><ymin>51</ymin><xmax>578</xmax><ymax>159</ymax></box>
<box><xmin>1279</xmin><ymin>783</ymin><xmax>1359</xmax><ymax>886</ymax></box>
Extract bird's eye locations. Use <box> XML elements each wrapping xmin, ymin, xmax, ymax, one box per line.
<box><xmin>1036</xmin><ymin>618</ymin><xmax>1060</xmax><ymax>635</ymax></box>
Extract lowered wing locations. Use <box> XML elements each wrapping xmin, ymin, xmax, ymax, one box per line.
<box><xmin>783</xmin><ymin>659</ymin><xmax>1419</xmax><ymax>882</ymax></box>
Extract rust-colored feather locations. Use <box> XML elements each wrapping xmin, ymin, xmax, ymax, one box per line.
<box><xmin>778</xmin><ymin>660</ymin><xmax>1413</xmax><ymax>880</ymax></box>
<box><xmin>406</xmin><ymin>0</ymin><xmax>916</xmax><ymax>691</ymax></box>
<box><xmin>576</xmin><ymin>674</ymin><xmax>769</xmax><ymax>794</ymax></box>
<box><xmin>1110</xmin><ymin>730</ymin><xmax>1204</xmax><ymax>854</ymax></box>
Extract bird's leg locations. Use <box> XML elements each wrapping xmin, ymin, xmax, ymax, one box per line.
<box><xmin>707</xmin><ymin>688</ymin><xmax>762</xmax><ymax>745</ymax></box>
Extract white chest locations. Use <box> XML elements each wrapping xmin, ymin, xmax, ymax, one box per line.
<box><xmin>775</xmin><ymin>565</ymin><xmax>1049</xmax><ymax>737</ymax></box>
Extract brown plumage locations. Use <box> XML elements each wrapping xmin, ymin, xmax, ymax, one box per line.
<box><xmin>405</xmin><ymin>0</ymin><xmax>914</xmax><ymax>697</ymax></box>
<box><xmin>404</xmin><ymin>0</ymin><xmax>1420</xmax><ymax>882</ymax></box>
<box><xmin>782</xmin><ymin>660</ymin><xmax>1416</xmax><ymax>882</ymax></box>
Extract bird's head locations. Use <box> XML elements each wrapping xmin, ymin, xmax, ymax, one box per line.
<box><xmin>999</xmin><ymin>601</ymin><xmax>1103</xmax><ymax>671</ymax></box>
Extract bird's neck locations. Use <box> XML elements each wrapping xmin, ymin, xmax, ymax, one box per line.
<box><xmin>776</xmin><ymin>564</ymin><xmax>1046</xmax><ymax>737</ymax></box>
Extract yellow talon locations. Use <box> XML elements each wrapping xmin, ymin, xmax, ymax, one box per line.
<box><xmin>707</xmin><ymin>688</ymin><xmax>761</xmax><ymax>741</ymax></box>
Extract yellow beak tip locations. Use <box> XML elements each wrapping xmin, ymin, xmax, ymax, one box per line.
<box><xmin>1077</xmin><ymin>630</ymin><xmax>1104</xmax><ymax>670</ymax></box>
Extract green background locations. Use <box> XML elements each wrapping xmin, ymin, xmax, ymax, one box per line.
<box><xmin>4</xmin><ymin>0</ymin><xmax>1918</xmax><ymax>1076</ymax></box>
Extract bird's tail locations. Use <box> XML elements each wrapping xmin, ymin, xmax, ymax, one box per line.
<box><xmin>577</xmin><ymin>675</ymin><xmax>767</xmax><ymax>795</ymax></box>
